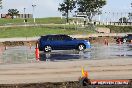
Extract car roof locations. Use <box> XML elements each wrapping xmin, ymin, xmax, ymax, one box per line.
<box><xmin>127</xmin><ymin>34</ymin><xmax>132</xmax><ymax>36</ymax></box>
<box><xmin>41</xmin><ymin>34</ymin><xmax>68</xmax><ymax>37</ymax></box>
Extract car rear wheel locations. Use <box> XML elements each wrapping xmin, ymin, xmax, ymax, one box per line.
<box><xmin>78</xmin><ymin>44</ymin><xmax>85</xmax><ymax>51</ymax></box>
<box><xmin>44</xmin><ymin>45</ymin><xmax>52</xmax><ymax>52</ymax></box>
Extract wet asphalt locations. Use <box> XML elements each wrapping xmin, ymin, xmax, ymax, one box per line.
<box><xmin>0</xmin><ymin>43</ymin><xmax>131</xmax><ymax>64</ymax></box>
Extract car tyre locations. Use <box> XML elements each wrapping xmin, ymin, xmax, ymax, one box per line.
<box><xmin>78</xmin><ymin>44</ymin><xmax>85</xmax><ymax>51</ymax></box>
<box><xmin>44</xmin><ymin>45</ymin><xmax>52</xmax><ymax>52</ymax></box>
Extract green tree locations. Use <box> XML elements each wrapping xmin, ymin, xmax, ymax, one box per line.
<box><xmin>0</xmin><ymin>0</ymin><xmax>2</xmax><ymax>9</ymax></box>
<box><xmin>128</xmin><ymin>13</ymin><xmax>132</xmax><ymax>21</ymax></box>
<box><xmin>128</xmin><ymin>3</ymin><xmax>132</xmax><ymax>21</ymax></box>
<box><xmin>8</xmin><ymin>9</ymin><xmax>19</xmax><ymax>19</ymax></box>
<box><xmin>77</xmin><ymin>0</ymin><xmax>106</xmax><ymax>22</ymax></box>
<box><xmin>58</xmin><ymin>0</ymin><xmax>76</xmax><ymax>23</ymax></box>
<box><xmin>119</xmin><ymin>17</ymin><xmax>128</xmax><ymax>23</ymax></box>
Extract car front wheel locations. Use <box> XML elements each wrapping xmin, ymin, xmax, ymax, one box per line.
<box><xmin>44</xmin><ymin>45</ymin><xmax>52</xmax><ymax>52</ymax></box>
<box><xmin>78</xmin><ymin>44</ymin><xmax>85</xmax><ymax>51</ymax></box>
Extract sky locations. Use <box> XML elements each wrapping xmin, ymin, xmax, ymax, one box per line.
<box><xmin>1</xmin><ymin>0</ymin><xmax>132</xmax><ymax>18</ymax></box>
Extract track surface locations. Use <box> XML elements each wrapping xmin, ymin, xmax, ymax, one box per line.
<box><xmin>0</xmin><ymin>58</ymin><xmax>132</xmax><ymax>84</ymax></box>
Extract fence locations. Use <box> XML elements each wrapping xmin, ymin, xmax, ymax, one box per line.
<box><xmin>75</xmin><ymin>12</ymin><xmax>132</xmax><ymax>26</ymax></box>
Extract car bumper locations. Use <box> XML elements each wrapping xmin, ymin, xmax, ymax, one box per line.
<box><xmin>86</xmin><ymin>45</ymin><xmax>91</xmax><ymax>49</ymax></box>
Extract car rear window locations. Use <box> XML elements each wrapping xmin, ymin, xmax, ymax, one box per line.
<box><xmin>40</xmin><ymin>36</ymin><xmax>48</xmax><ymax>41</ymax></box>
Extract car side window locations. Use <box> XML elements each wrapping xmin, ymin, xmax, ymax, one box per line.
<box><xmin>48</xmin><ymin>35</ymin><xmax>62</xmax><ymax>41</ymax></box>
<box><xmin>62</xmin><ymin>35</ymin><xmax>72</xmax><ymax>40</ymax></box>
<box><xmin>40</xmin><ymin>36</ymin><xmax>48</xmax><ymax>41</ymax></box>
<box><xmin>53</xmin><ymin>35</ymin><xmax>65</xmax><ymax>41</ymax></box>
<box><xmin>43</xmin><ymin>35</ymin><xmax>72</xmax><ymax>41</ymax></box>
<box><xmin>52</xmin><ymin>35</ymin><xmax>59</xmax><ymax>41</ymax></box>
<box><xmin>57</xmin><ymin>35</ymin><xmax>64</xmax><ymax>41</ymax></box>
<box><xmin>47</xmin><ymin>36</ymin><xmax>54</xmax><ymax>41</ymax></box>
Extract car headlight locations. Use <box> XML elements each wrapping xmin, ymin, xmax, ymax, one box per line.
<box><xmin>86</xmin><ymin>41</ymin><xmax>90</xmax><ymax>45</ymax></box>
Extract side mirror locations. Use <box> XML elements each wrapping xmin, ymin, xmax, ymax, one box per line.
<box><xmin>73</xmin><ymin>38</ymin><xmax>76</xmax><ymax>40</ymax></box>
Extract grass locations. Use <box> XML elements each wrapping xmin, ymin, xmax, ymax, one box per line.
<box><xmin>36</xmin><ymin>17</ymin><xmax>66</xmax><ymax>24</ymax></box>
<box><xmin>0</xmin><ymin>26</ymin><xmax>95</xmax><ymax>38</ymax></box>
<box><xmin>106</xmin><ymin>25</ymin><xmax>132</xmax><ymax>33</ymax></box>
<box><xmin>0</xmin><ymin>17</ymin><xmax>95</xmax><ymax>38</ymax></box>
<box><xmin>0</xmin><ymin>17</ymin><xmax>67</xmax><ymax>25</ymax></box>
<box><xmin>0</xmin><ymin>17</ymin><xmax>131</xmax><ymax>38</ymax></box>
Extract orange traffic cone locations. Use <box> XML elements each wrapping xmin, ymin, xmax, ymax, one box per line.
<box><xmin>131</xmin><ymin>40</ymin><xmax>132</xmax><ymax>44</ymax></box>
<box><xmin>80</xmin><ymin>67</ymin><xmax>91</xmax><ymax>86</ymax></box>
<box><xmin>104</xmin><ymin>39</ymin><xmax>108</xmax><ymax>46</ymax></box>
<box><xmin>35</xmin><ymin>43</ymin><xmax>40</xmax><ymax>61</ymax></box>
<box><xmin>29</xmin><ymin>43</ymin><xmax>32</xmax><ymax>49</ymax></box>
<box><xmin>118</xmin><ymin>38</ymin><xmax>122</xmax><ymax>45</ymax></box>
<box><xmin>81</xmin><ymin>67</ymin><xmax>89</xmax><ymax>78</ymax></box>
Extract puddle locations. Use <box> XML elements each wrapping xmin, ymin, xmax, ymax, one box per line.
<box><xmin>0</xmin><ymin>43</ymin><xmax>131</xmax><ymax>64</ymax></box>
<box><xmin>0</xmin><ymin>46</ymin><xmax>35</xmax><ymax>64</ymax></box>
<box><xmin>90</xmin><ymin>43</ymin><xmax>132</xmax><ymax>59</ymax></box>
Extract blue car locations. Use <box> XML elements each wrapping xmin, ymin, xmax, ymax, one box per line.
<box><xmin>38</xmin><ymin>34</ymin><xmax>91</xmax><ymax>52</ymax></box>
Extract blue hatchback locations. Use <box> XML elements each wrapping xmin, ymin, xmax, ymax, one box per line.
<box><xmin>38</xmin><ymin>34</ymin><xmax>91</xmax><ymax>52</ymax></box>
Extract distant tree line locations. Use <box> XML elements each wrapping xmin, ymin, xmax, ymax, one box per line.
<box><xmin>58</xmin><ymin>0</ymin><xmax>106</xmax><ymax>23</ymax></box>
<box><xmin>58</xmin><ymin>0</ymin><xmax>132</xmax><ymax>23</ymax></box>
<box><xmin>0</xmin><ymin>0</ymin><xmax>2</xmax><ymax>9</ymax></box>
<box><xmin>118</xmin><ymin>2</ymin><xmax>132</xmax><ymax>23</ymax></box>
<box><xmin>8</xmin><ymin>9</ymin><xmax>19</xmax><ymax>19</ymax></box>
<box><xmin>0</xmin><ymin>0</ymin><xmax>132</xmax><ymax>23</ymax></box>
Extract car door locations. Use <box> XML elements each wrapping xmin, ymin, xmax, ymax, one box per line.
<box><xmin>49</xmin><ymin>35</ymin><xmax>64</xmax><ymax>50</ymax></box>
<box><xmin>61</xmin><ymin>35</ymin><xmax>76</xmax><ymax>49</ymax></box>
